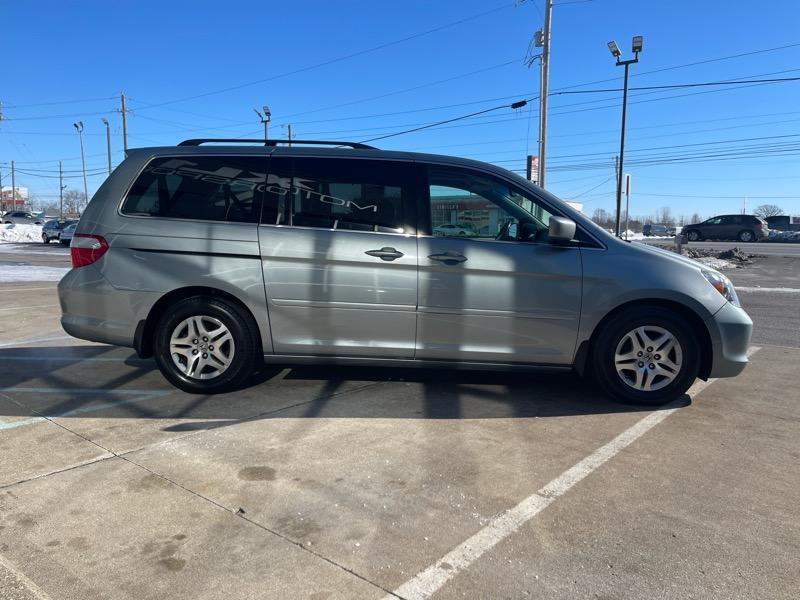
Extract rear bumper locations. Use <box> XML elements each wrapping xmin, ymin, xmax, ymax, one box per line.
<box><xmin>705</xmin><ymin>301</ymin><xmax>753</xmax><ymax>378</ymax></box>
<box><xmin>58</xmin><ymin>265</ymin><xmax>159</xmax><ymax>348</ymax></box>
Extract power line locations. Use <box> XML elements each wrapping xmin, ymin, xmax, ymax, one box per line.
<box><xmin>129</xmin><ymin>2</ymin><xmax>516</xmax><ymax>110</ymax></box>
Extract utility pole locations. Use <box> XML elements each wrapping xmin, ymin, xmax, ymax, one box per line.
<box><xmin>73</xmin><ymin>121</ymin><xmax>89</xmax><ymax>211</ymax></box>
<box><xmin>59</xmin><ymin>161</ymin><xmax>64</xmax><ymax>219</ymax></box>
<box><xmin>11</xmin><ymin>160</ymin><xmax>16</xmax><ymax>210</ymax></box>
<box><xmin>607</xmin><ymin>36</ymin><xmax>643</xmax><ymax>237</ymax></box>
<box><xmin>102</xmin><ymin>118</ymin><xmax>112</xmax><ymax>174</ymax></box>
<box><xmin>120</xmin><ymin>93</ymin><xmax>129</xmax><ymax>152</ymax></box>
<box><xmin>537</xmin><ymin>0</ymin><xmax>553</xmax><ymax>188</ymax></box>
<box><xmin>624</xmin><ymin>173</ymin><xmax>631</xmax><ymax>239</ymax></box>
<box><xmin>0</xmin><ymin>166</ymin><xmax>3</xmax><ymax>213</ymax></box>
<box><xmin>743</xmin><ymin>195</ymin><xmax>748</xmax><ymax>214</ymax></box>
<box><xmin>287</xmin><ymin>123</ymin><xmax>293</xmax><ymax>146</ymax></box>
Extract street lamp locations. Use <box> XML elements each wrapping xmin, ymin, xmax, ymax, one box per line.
<box><xmin>253</xmin><ymin>105</ymin><xmax>272</xmax><ymax>141</ymax></box>
<box><xmin>101</xmin><ymin>118</ymin><xmax>112</xmax><ymax>175</ymax></box>
<box><xmin>607</xmin><ymin>35</ymin><xmax>643</xmax><ymax>237</ymax></box>
<box><xmin>73</xmin><ymin>121</ymin><xmax>89</xmax><ymax>212</ymax></box>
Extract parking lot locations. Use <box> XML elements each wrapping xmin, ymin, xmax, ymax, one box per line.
<box><xmin>1</xmin><ymin>244</ymin><xmax>798</xmax><ymax>599</ymax></box>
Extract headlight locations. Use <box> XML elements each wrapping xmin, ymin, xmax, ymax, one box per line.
<box><xmin>702</xmin><ymin>270</ymin><xmax>740</xmax><ymax>307</ymax></box>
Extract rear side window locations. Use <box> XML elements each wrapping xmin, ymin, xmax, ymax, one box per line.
<box><xmin>122</xmin><ymin>156</ymin><xmax>266</xmax><ymax>223</ymax></box>
<box><xmin>263</xmin><ymin>157</ymin><xmax>413</xmax><ymax>233</ymax></box>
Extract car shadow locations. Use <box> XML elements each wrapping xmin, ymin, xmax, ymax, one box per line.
<box><xmin>0</xmin><ymin>345</ymin><xmax>691</xmax><ymax>432</ymax></box>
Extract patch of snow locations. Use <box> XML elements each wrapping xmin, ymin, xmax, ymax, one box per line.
<box><xmin>693</xmin><ymin>257</ymin><xmax>737</xmax><ymax>270</ymax></box>
<box><xmin>0</xmin><ymin>265</ymin><xmax>70</xmax><ymax>282</ymax></box>
<box><xmin>0</xmin><ymin>224</ymin><xmax>44</xmax><ymax>243</ymax></box>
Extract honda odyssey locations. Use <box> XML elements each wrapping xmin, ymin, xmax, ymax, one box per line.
<box><xmin>58</xmin><ymin>139</ymin><xmax>752</xmax><ymax>404</ymax></box>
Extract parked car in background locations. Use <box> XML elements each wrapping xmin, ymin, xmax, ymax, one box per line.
<box><xmin>42</xmin><ymin>219</ymin><xmax>78</xmax><ymax>243</ymax></box>
<box><xmin>2</xmin><ymin>211</ymin><xmax>45</xmax><ymax>225</ymax></box>
<box><xmin>642</xmin><ymin>223</ymin><xmax>676</xmax><ymax>237</ymax></box>
<box><xmin>682</xmin><ymin>214</ymin><xmax>768</xmax><ymax>242</ymax></box>
<box><xmin>765</xmin><ymin>215</ymin><xmax>800</xmax><ymax>232</ymax></box>
<box><xmin>58</xmin><ymin>138</ymin><xmax>753</xmax><ymax>406</ymax></box>
<box><xmin>59</xmin><ymin>222</ymin><xmax>77</xmax><ymax>246</ymax></box>
<box><xmin>433</xmin><ymin>223</ymin><xmax>477</xmax><ymax>237</ymax></box>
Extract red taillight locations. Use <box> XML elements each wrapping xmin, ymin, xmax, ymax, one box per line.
<box><xmin>71</xmin><ymin>234</ymin><xmax>109</xmax><ymax>268</ymax></box>
<box><xmin>755</xmin><ymin>221</ymin><xmax>764</xmax><ymax>229</ymax></box>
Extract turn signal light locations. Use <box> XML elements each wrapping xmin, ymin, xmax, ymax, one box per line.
<box><xmin>71</xmin><ymin>234</ymin><xmax>109</xmax><ymax>268</ymax></box>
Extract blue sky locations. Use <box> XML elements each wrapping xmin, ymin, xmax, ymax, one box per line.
<box><xmin>3</xmin><ymin>0</ymin><xmax>800</xmax><ymax>219</ymax></box>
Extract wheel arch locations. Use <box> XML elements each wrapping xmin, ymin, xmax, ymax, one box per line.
<box><xmin>573</xmin><ymin>298</ymin><xmax>713</xmax><ymax>381</ymax></box>
<box><xmin>135</xmin><ymin>286</ymin><xmax>262</xmax><ymax>359</ymax></box>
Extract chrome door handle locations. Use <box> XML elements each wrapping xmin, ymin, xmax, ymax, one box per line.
<box><xmin>428</xmin><ymin>252</ymin><xmax>467</xmax><ymax>264</ymax></box>
<box><xmin>365</xmin><ymin>247</ymin><xmax>404</xmax><ymax>261</ymax></box>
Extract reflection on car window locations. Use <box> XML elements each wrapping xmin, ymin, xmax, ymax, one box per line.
<box><xmin>428</xmin><ymin>166</ymin><xmax>552</xmax><ymax>242</ymax></box>
<box><xmin>122</xmin><ymin>156</ymin><xmax>266</xmax><ymax>223</ymax></box>
<box><xmin>263</xmin><ymin>157</ymin><xmax>409</xmax><ymax>233</ymax></box>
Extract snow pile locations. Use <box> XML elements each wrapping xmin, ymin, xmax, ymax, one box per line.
<box><xmin>693</xmin><ymin>257</ymin><xmax>737</xmax><ymax>270</ymax></box>
<box><xmin>0</xmin><ymin>265</ymin><xmax>69</xmax><ymax>282</ymax></box>
<box><xmin>764</xmin><ymin>229</ymin><xmax>800</xmax><ymax>243</ymax></box>
<box><xmin>0</xmin><ymin>224</ymin><xmax>43</xmax><ymax>243</ymax></box>
<box><xmin>682</xmin><ymin>246</ymin><xmax>756</xmax><ymax>270</ymax></box>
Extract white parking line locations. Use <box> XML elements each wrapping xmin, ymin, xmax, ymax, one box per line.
<box><xmin>388</xmin><ymin>347</ymin><xmax>762</xmax><ymax>600</ymax></box>
<box><xmin>0</xmin><ymin>388</ymin><xmax>171</xmax><ymax>431</ymax></box>
<box><xmin>0</xmin><ymin>355</ymin><xmax>149</xmax><ymax>363</ymax></box>
<box><xmin>0</xmin><ymin>553</ymin><xmax>51</xmax><ymax>600</ymax></box>
<box><xmin>0</xmin><ymin>304</ymin><xmax>58</xmax><ymax>312</ymax></box>
<box><xmin>0</xmin><ymin>334</ymin><xmax>73</xmax><ymax>348</ymax></box>
<box><xmin>737</xmin><ymin>286</ymin><xmax>800</xmax><ymax>294</ymax></box>
<box><xmin>0</xmin><ymin>286</ymin><xmax>56</xmax><ymax>292</ymax></box>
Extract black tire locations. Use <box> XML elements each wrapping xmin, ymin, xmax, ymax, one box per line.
<box><xmin>60</xmin><ymin>239</ymin><xmax>70</xmax><ymax>246</ymax></box>
<box><xmin>686</xmin><ymin>230</ymin><xmax>700</xmax><ymax>242</ymax></box>
<box><xmin>591</xmin><ymin>306</ymin><xmax>700</xmax><ymax>405</ymax></box>
<box><xmin>42</xmin><ymin>234</ymin><xmax>50</xmax><ymax>244</ymax></box>
<box><xmin>153</xmin><ymin>296</ymin><xmax>260</xmax><ymax>393</ymax></box>
<box><xmin>738</xmin><ymin>230</ymin><xmax>755</xmax><ymax>242</ymax></box>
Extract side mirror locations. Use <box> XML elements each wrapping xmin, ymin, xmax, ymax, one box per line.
<box><xmin>548</xmin><ymin>216</ymin><xmax>576</xmax><ymax>243</ymax></box>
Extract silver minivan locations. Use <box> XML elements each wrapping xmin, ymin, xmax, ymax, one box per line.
<box><xmin>58</xmin><ymin>139</ymin><xmax>752</xmax><ymax>404</ymax></box>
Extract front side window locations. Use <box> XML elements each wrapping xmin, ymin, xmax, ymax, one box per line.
<box><xmin>263</xmin><ymin>157</ymin><xmax>411</xmax><ymax>233</ymax></box>
<box><xmin>427</xmin><ymin>165</ymin><xmax>553</xmax><ymax>242</ymax></box>
<box><xmin>122</xmin><ymin>156</ymin><xmax>266</xmax><ymax>223</ymax></box>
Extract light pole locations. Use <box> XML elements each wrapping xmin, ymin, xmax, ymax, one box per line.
<box><xmin>608</xmin><ymin>35</ymin><xmax>643</xmax><ymax>237</ymax></box>
<box><xmin>101</xmin><ymin>118</ymin><xmax>112</xmax><ymax>175</ymax></box>
<box><xmin>253</xmin><ymin>105</ymin><xmax>271</xmax><ymax>141</ymax></box>
<box><xmin>73</xmin><ymin>121</ymin><xmax>89</xmax><ymax>211</ymax></box>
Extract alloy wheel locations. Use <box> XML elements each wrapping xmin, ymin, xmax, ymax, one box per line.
<box><xmin>169</xmin><ymin>315</ymin><xmax>235</xmax><ymax>380</ymax></box>
<box><xmin>614</xmin><ymin>325</ymin><xmax>683</xmax><ymax>392</ymax></box>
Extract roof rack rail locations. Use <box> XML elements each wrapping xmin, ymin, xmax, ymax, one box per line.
<box><xmin>177</xmin><ymin>138</ymin><xmax>377</xmax><ymax>150</ymax></box>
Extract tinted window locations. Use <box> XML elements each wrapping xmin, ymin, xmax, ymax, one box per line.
<box><xmin>427</xmin><ymin>165</ymin><xmax>553</xmax><ymax>242</ymax></box>
<box><xmin>263</xmin><ymin>157</ymin><xmax>411</xmax><ymax>233</ymax></box>
<box><xmin>122</xmin><ymin>156</ymin><xmax>266</xmax><ymax>223</ymax></box>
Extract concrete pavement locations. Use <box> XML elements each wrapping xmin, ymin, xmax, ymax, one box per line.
<box><xmin>1</xmin><ymin>251</ymin><xmax>798</xmax><ymax>599</ymax></box>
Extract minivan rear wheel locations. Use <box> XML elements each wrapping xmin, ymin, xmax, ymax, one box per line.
<box><xmin>153</xmin><ymin>296</ymin><xmax>259</xmax><ymax>393</ymax></box>
<box><xmin>591</xmin><ymin>307</ymin><xmax>699</xmax><ymax>405</ymax></box>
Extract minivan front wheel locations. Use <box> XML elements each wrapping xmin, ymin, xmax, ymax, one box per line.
<box><xmin>153</xmin><ymin>296</ymin><xmax>259</xmax><ymax>393</ymax></box>
<box><xmin>738</xmin><ymin>230</ymin><xmax>755</xmax><ymax>242</ymax></box>
<box><xmin>686</xmin><ymin>230</ymin><xmax>700</xmax><ymax>242</ymax></box>
<box><xmin>591</xmin><ymin>307</ymin><xmax>699</xmax><ymax>405</ymax></box>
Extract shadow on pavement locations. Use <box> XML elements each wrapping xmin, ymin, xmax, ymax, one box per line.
<box><xmin>0</xmin><ymin>345</ymin><xmax>690</xmax><ymax>431</ymax></box>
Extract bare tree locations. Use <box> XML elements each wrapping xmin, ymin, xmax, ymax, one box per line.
<box><xmin>690</xmin><ymin>212</ymin><xmax>702</xmax><ymax>224</ymax></box>
<box><xmin>656</xmin><ymin>206</ymin><xmax>676</xmax><ymax>226</ymax></box>
<box><xmin>753</xmin><ymin>204</ymin><xmax>783</xmax><ymax>218</ymax></box>
<box><xmin>62</xmin><ymin>189</ymin><xmax>84</xmax><ymax>215</ymax></box>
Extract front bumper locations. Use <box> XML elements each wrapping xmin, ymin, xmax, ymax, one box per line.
<box><xmin>705</xmin><ymin>301</ymin><xmax>753</xmax><ymax>378</ymax></box>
